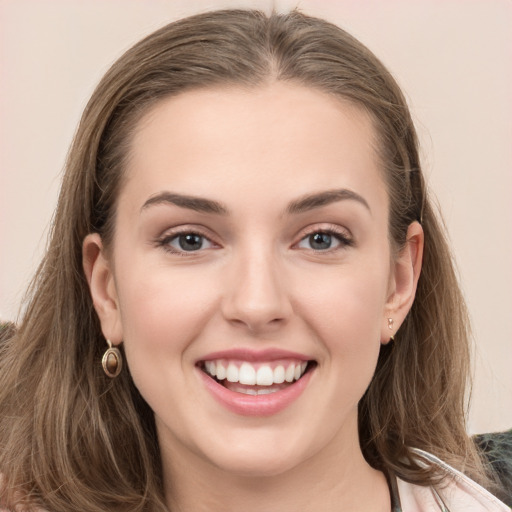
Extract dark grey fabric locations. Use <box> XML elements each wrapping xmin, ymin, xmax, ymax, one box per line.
<box><xmin>474</xmin><ymin>430</ymin><xmax>512</xmax><ymax>507</ymax></box>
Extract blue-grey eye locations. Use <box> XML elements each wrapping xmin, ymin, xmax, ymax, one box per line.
<box><xmin>169</xmin><ymin>233</ymin><xmax>213</xmax><ymax>252</ymax></box>
<box><xmin>298</xmin><ymin>232</ymin><xmax>342</xmax><ymax>251</ymax></box>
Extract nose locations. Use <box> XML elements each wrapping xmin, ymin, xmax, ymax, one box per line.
<box><xmin>221</xmin><ymin>248</ymin><xmax>292</xmax><ymax>333</ymax></box>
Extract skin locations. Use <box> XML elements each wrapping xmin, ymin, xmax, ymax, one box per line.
<box><xmin>84</xmin><ymin>82</ymin><xmax>423</xmax><ymax>512</ymax></box>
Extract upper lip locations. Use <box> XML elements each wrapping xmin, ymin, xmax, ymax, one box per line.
<box><xmin>197</xmin><ymin>348</ymin><xmax>313</xmax><ymax>363</ymax></box>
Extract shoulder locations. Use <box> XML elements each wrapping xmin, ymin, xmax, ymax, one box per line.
<box><xmin>396</xmin><ymin>448</ymin><xmax>511</xmax><ymax>512</ymax></box>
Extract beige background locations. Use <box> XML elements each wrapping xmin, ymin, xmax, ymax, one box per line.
<box><xmin>1</xmin><ymin>0</ymin><xmax>511</xmax><ymax>434</ymax></box>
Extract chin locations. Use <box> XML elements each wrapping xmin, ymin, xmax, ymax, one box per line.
<box><xmin>198</xmin><ymin>430</ymin><xmax>316</xmax><ymax>478</ymax></box>
<box><xmin>212</xmin><ymin>453</ymin><xmax>304</xmax><ymax>479</ymax></box>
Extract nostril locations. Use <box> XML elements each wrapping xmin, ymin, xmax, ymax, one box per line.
<box><xmin>221</xmin><ymin>266</ymin><xmax>293</xmax><ymax>331</ymax></box>
<box><xmin>226</xmin><ymin>315</ymin><xmax>288</xmax><ymax>334</ymax></box>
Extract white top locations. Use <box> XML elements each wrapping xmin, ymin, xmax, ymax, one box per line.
<box><xmin>1</xmin><ymin>450</ymin><xmax>510</xmax><ymax>511</ymax></box>
<box><xmin>394</xmin><ymin>448</ymin><xmax>510</xmax><ymax>511</ymax></box>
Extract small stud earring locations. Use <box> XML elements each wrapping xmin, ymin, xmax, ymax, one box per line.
<box><xmin>387</xmin><ymin>318</ymin><xmax>395</xmax><ymax>341</ymax></box>
<box><xmin>102</xmin><ymin>339</ymin><xmax>123</xmax><ymax>378</ymax></box>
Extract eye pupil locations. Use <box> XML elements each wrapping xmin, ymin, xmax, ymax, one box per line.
<box><xmin>179</xmin><ymin>234</ymin><xmax>203</xmax><ymax>251</ymax></box>
<box><xmin>309</xmin><ymin>232</ymin><xmax>332</xmax><ymax>250</ymax></box>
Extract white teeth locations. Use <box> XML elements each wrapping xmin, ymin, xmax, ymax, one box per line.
<box><xmin>204</xmin><ymin>361</ymin><xmax>215</xmax><ymax>376</ymax></box>
<box><xmin>256</xmin><ymin>366</ymin><xmax>274</xmax><ymax>386</ymax></box>
<box><xmin>226</xmin><ymin>363</ymin><xmax>239</xmax><ymax>383</ymax></box>
<box><xmin>216</xmin><ymin>362</ymin><xmax>226</xmax><ymax>380</ymax></box>
<box><xmin>273</xmin><ymin>365</ymin><xmax>285</xmax><ymax>384</ymax></box>
<box><xmin>239</xmin><ymin>363</ymin><xmax>256</xmax><ymax>385</ymax></box>
<box><xmin>256</xmin><ymin>388</ymin><xmax>275</xmax><ymax>395</ymax></box>
<box><xmin>203</xmin><ymin>360</ymin><xmax>309</xmax><ymax>386</ymax></box>
<box><xmin>228</xmin><ymin>385</ymin><xmax>280</xmax><ymax>396</ymax></box>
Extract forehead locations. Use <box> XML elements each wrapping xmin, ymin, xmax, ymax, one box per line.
<box><xmin>121</xmin><ymin>82</ymin><xmax>386</xmax><ymax>211</ymax></box>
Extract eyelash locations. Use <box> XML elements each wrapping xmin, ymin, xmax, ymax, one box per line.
<box><xmin>155</xmin><ymin>225</ymin><xmax>353</xmax><ymax>256</ymax></box>
<box><xmin>295</xmin><ymin>225</ymin><xmax>354</xmax><ymax>252</ymax></box>
<box><xmin>155</xmin><ymin>227</ymin><xmax>217</xmax><ymax>256</ymax></box>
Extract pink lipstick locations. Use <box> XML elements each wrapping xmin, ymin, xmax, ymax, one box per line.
<box><xmin>196</xmin><ymin>348</ymin><xmax>315</xmax><ymax>416</ymax></box>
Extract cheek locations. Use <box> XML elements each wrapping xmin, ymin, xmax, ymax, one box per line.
<box><xmin>298</xmin><ymin>263</ymin><xmax>389</xmax><ymax>343</ymax></box>
<box><xmin>295</xmin><ymin>262</ymin><xmax>389</xmax><ymax>398</ymax></box>
<box><xmin>114</xmin><ymin>261</ymin><xmax>219</xmax><ymax>379</ymax></box>
<box><xmin>113</xmin><ymin>262</ymin><xmax>225</xmax><ymax>438</ymax></box>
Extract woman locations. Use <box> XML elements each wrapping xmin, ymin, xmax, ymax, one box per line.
<box><xmin>0</xmin><ymin>9</ymin><xmax>509</xmax><ymax>512</ymax></box>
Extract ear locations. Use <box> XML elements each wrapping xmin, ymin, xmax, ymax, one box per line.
<box><xmin>382</xmin><ymin>221</ymin><xmax>424</xmax><ymax>344</ymax></box>
<box><xmin>83</xmin><ymin>233</ymin><xmax>123</xmax><ymax>344</ymax></box>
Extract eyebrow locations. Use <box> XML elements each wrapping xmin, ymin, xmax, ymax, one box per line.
<box><xmin>286</xmin><ymin>189</ymin><xmax>371</xmax><ymax>215</ymax></box>
<box><xmin>140</xmin><ymin>188</ymin><xmax>370</xmax><ymax>216</ymax></box>
<box><xmin>141</xmin><ymin>192</ymin><xmax>228</xmax><ymax>215</ymax></box>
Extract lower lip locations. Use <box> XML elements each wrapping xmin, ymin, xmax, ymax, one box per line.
<box><xmin>198</xmin><ymin>367</ymin><xmax>313</xmax><ymax>416</ymax></box>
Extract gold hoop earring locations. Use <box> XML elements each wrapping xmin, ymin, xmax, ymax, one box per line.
<box><xmin>387</xmin><ymin>318</ymin><xmax>395</xmax><ymax>341</ymax></box>
<box><xmin>102</xmin><ymin>339</ymin><xmax>122</xmax><ymax>378</ymax></box>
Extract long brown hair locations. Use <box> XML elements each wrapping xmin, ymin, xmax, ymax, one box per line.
<box><xmin>0</xmin><ymin>9</ymin><xmax>490</xmax><ymax>511</ymax></box>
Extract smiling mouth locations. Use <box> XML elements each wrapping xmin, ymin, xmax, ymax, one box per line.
<box><xmin>198</xmin><ymin>359</ymin><xmax>316</xmax><ymax>395</ymax></box>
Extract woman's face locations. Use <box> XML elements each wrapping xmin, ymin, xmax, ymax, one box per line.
<box><xmin>88</xmin><ymin>82</ymin><xmax>419</xmax><ymax>478</ymax></box>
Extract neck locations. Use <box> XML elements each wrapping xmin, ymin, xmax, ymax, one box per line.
<box><xmin>159</xmin><ymin>417</ymin><xmax>390</xmax><ymax>512</ymax></box>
